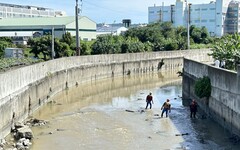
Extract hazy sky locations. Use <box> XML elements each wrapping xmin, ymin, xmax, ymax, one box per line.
<box><xmin>2</xmin><ymin>0</ymin><xmax>213</xmax><ymax>24</ymax></box>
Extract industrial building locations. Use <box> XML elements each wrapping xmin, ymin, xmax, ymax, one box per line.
<box><xmin>0</xmin><ymin>3</ymin><xmax>60</xmax><ymax>19</ymax></box>
<box><xmin>97</xmin><ymin>19</ymin><xmax>131</xmax><ymax>36</ymax></box>
<box><xmin>148</xmin><ymin>0</ymin><xmax>237</xmax><ymax>37</ymax></box>
<box><xmin>0</xmin><ymin>16</ymin><xmax>96</xmax><ymax>42</ymax></box>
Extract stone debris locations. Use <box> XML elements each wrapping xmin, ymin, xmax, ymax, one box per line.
<box><xmin>138</xmin><ymin>109</ymin><xmax>145</xmax><ymax>113</ymax></box>
<box><xmin>56</xmin><ymin>129</ymin><xmax>65</xmax><ymax>131</ymax></box>
<box><xmin>125</xmin><ymin>110</ymin><xmax>134</xmax><ymax>113</ymax></box>
<box><xmin>25</xmin><ymin>118</ymin><xmax>48</xmax><ymax>127</ymax></box>
<box><xmin>14</xmin><ymin>126</ymin><xmax>34</xmax><ymax>140</ymax></box>
<box><xmin>229</xmin><ymin>134</ymin><xmax>240</xmax><ymax>144</ymax></box>
<box><xmin>175</xmin><ymin>133</ymin><xmax>189</xmax><ymax>136</ymax></box>
<box><xmin>3</xmin><ymin>118</ymin><xmax>47</xmax><ymax>150</ymax></box>
<box><xmin>0</xmin><ymin>139</ymin><xmax>6</xmax><ymax>149</ymax></box>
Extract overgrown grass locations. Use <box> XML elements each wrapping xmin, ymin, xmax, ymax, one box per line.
<box><xmin>0</xmin><ymin>57</ymin><xmax>43</xmax><ymax>71</ymax></box>
<box><xmin>190</xmin><ymin>43</ymin><xmax>213</xmax><ymax>49</ymax></box>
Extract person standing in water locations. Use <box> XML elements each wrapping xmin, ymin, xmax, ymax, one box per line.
<box><xmin>161</xmin><ymin>99</ymin><xmax>171</xmax><ymax>117</ymax></box>
<box><xmin>145</xmin><ymin>92</ymin><xmax>154</xmax><ymax>109</ymax></box>
<box><xmin>190</xmin><ymin>99</ymin><xmax>198</xmax><ymax>118</ymax></box>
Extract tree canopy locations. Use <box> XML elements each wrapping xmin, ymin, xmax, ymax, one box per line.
<box><xmin>0</xmin><ymin>37</ymin><xmax>14</xmax><ymax>58</ymax></box>
<box><xmin>1</xmin><ymin>23</ymin><xmax>214</xmax><ymax>60</ymax></box>
<box><xmin>209</xmin><ymin>33</ymin><xmax>240</xmax><ymax>70</ymax></box>
<box><xmin>91</xmin><ymin>22</ymin><xmax>213</xmax><ymax>55</ymax></box>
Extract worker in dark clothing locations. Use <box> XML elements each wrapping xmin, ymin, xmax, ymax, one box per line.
<box><xmin>161</xmin><ymin>99</ymin><xmax>171</xmax><ymax>117</ymax></box>
<box><xmin>145</xmin><ymin>92</ymin><xmax>154</xmax><ymax>109</ymax></box>
<box><xmin>190</xmin><ymin>99</ymin><xmax>198</xmax><ymax>118</ymax></box>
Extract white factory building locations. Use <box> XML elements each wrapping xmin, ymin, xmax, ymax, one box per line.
<box><xmin>0</xmin><ymin>2</ymin><xmax>65</xmax><ymax>19</ymax></box>
<box><xmin>148</xmin><ymin>0</ymin><xmax>238</xmax><ymax>37</ymax></box>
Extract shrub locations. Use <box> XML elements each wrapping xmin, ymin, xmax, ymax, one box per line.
<box><xmin>194</xmin><ymin>76</ymin><xmax>211</xmax><ymax>98</ymax></box>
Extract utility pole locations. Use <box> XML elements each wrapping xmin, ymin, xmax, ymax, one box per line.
<box><xmin>186</xmin><ymin>0</ymin><xmax>190</xmax><ymax>50</ymax></box>
<box><xmin>162</xmin><ymin>2</ymin><xmax>164</xmax><ymax>22</ymax></box>
<box><xmin>75</xmin><ymin>0</ymin><xmax>80</xmax><ymax>56</ymax></box>
<box><xmin>51</xmin><ymin>27</ymin><xmax>55</xmax><ymax>59</ymax></box>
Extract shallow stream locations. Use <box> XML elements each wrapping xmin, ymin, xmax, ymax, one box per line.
<box><xmin>29</xmin><ymin>71</ymin><xmax>240</xmax><ymax>150</ymax></box>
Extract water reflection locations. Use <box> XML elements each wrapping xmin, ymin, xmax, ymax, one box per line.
<box><xmin>33</xmin><ymin>71</ymin><xmax>180</xmax><ymax>119</ymax></box>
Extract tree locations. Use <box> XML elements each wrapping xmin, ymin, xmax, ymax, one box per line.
<box><xmin>80</xmin><ymin>41</ymin><xmax>94</xmax><ymax>55</ymax></box>
<box><xmin>121</xmin><ymin>37</ymin><xmax>145</xmax><ymax>53</ymax></box>
<box><xmin>91</xmin><ymin>35</ymin><xmax>123</xmax><ymax>54</ymax></box>
<box><xmin>0</xmin><ymin>41</ymin><xmax>11</xmax><ymax>58</ymax></box>
<box><xmin>209</xmin><ymin>33</ymin><xmax>240</xmax><ymax>70</ymax></box>
<box><xmin>28</xmin><ymin>35</ymin><xmax>52</xmax><ymax>60</ymax></box>
<box><xmin>0</xmin><ymin>38</ymin><xmax>14</xmax><ymax>58</ymax></box>
<box><xmin>61</xmin><ymin>32</ymin><xmax>74</xmax><ymax>46</ymax></box>
<box><xmin>28</xmin><ymin>35</ymin><xmax>74</xmax><ymax>60</ymax></box>
<box><xmin>54</xmin><ymin>38</ymin><xmax>73</xmax><ymax>57</ymax></box>
<box><xmin>160</xmin><ymin>22</ymin><xmax>175</xmax><ymax>39</ymax></box>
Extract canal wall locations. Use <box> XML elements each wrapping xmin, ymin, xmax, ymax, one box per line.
<box><xmin>0</xmin><ymin>49</ymin><xmax>212</xmax><ymax>139</ymax></box>
<box><xmin>182</xmin><ymin>58</ymin><xmax>240</xmax><ymax>136</ymax></box>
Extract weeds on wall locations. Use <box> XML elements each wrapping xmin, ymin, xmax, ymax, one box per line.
<box><xmin>194</xmin><ymin>76</ymin><xmax>211</xmax><ymax>99</ymax></box>
<box><xmin>157</xmin><ymin>59</ymin><xmax>164</xmax><ymax>70</ymax></box>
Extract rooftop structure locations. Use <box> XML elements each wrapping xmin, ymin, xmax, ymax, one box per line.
<box><xmin>0</xmin><ymin>16</ymin><xmax>96</xmax><ymax>41</ymax></box>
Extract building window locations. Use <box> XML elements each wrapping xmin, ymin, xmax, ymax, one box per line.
<box><xmin>195</xmin><ymin>8</ymin><xmax>200</xmax><ymax>11</ymax></box>
<box><xmin>149</xmin><ymin>11</ymin><xmax>154</xmax><ymax>14</ymax></box>
<box><xmin>201</xmin><ymin>8</ymin><xmax>207</xmax><ymax>11</ymax></box>
<box><xmin>201</xmin><ymin>20</ymin><xmax>207</xmax><ymax>22</ymax></box>
<box><xmin>195</xmin><ymin>20</ymin><xmax>200</xmax><ymax>23</ymax></box>
<box><xmin>209</xmin><ymin>19</ymin><xmax>215</xmax><ymax>22</ymax></box>
<box><xmin>210</xmin><ymin>8</ymin><xmax>215</xmax><ymax>10</ymax></box>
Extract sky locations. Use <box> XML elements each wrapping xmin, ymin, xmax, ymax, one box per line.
<box><xmin>2</xmin><ymin>0</ymin><xmax>213</xmax><ymax>24</ymax></box>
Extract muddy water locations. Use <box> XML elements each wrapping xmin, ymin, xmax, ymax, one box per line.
<box><xmin>30</xmin><ymin>71</ymin><xmax>240</xmax><ymax>150</ymax></box>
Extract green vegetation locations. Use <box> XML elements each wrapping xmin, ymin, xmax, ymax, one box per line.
<box><xmin>91</xmin><ymin>22</ymin><xmax>213</xmax><ymax>54</ymax></box>
<box><xmin>194</xmin><ymin>76</ymin><xmax>211</xmax><ymax>98</ymax></box>
<box><xmin>209</xmin><ymin>33</ymin><xmax>240</xmax><ymax>70</ymax></box>
<box><xmin>28</xmin><ymin>33</ymin><xmax>76</xmax><ymax>61</ymax></box>
<box><xmin>0</xmin><ymin>58</ymin><xmax>43</xmax><ymax>71</ymax></box>
<box><xmin>0</xmin><ymin>37</ymin><xmax>14</xmax><ymax>58</ymax></box>
<box><xmin>0</xmin><ymin>22</ymin><xmax>214</xmax><ymax>70</ymax></box>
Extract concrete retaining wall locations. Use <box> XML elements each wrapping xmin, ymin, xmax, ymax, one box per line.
<box><xmin>183</xmin><ymin>58</ymin><xmax>240</xmax><ymax>136</ymax></box>
<box><xmin>0</xmin><ymin>49</ymin><xmax>212</xmax><ymax>139</ymax></box>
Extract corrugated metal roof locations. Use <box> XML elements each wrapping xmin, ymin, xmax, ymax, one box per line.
<box><xmin>0</xmin><ymin>16</ymin><xmax>83</xmax><ymax>26</ymax></box>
